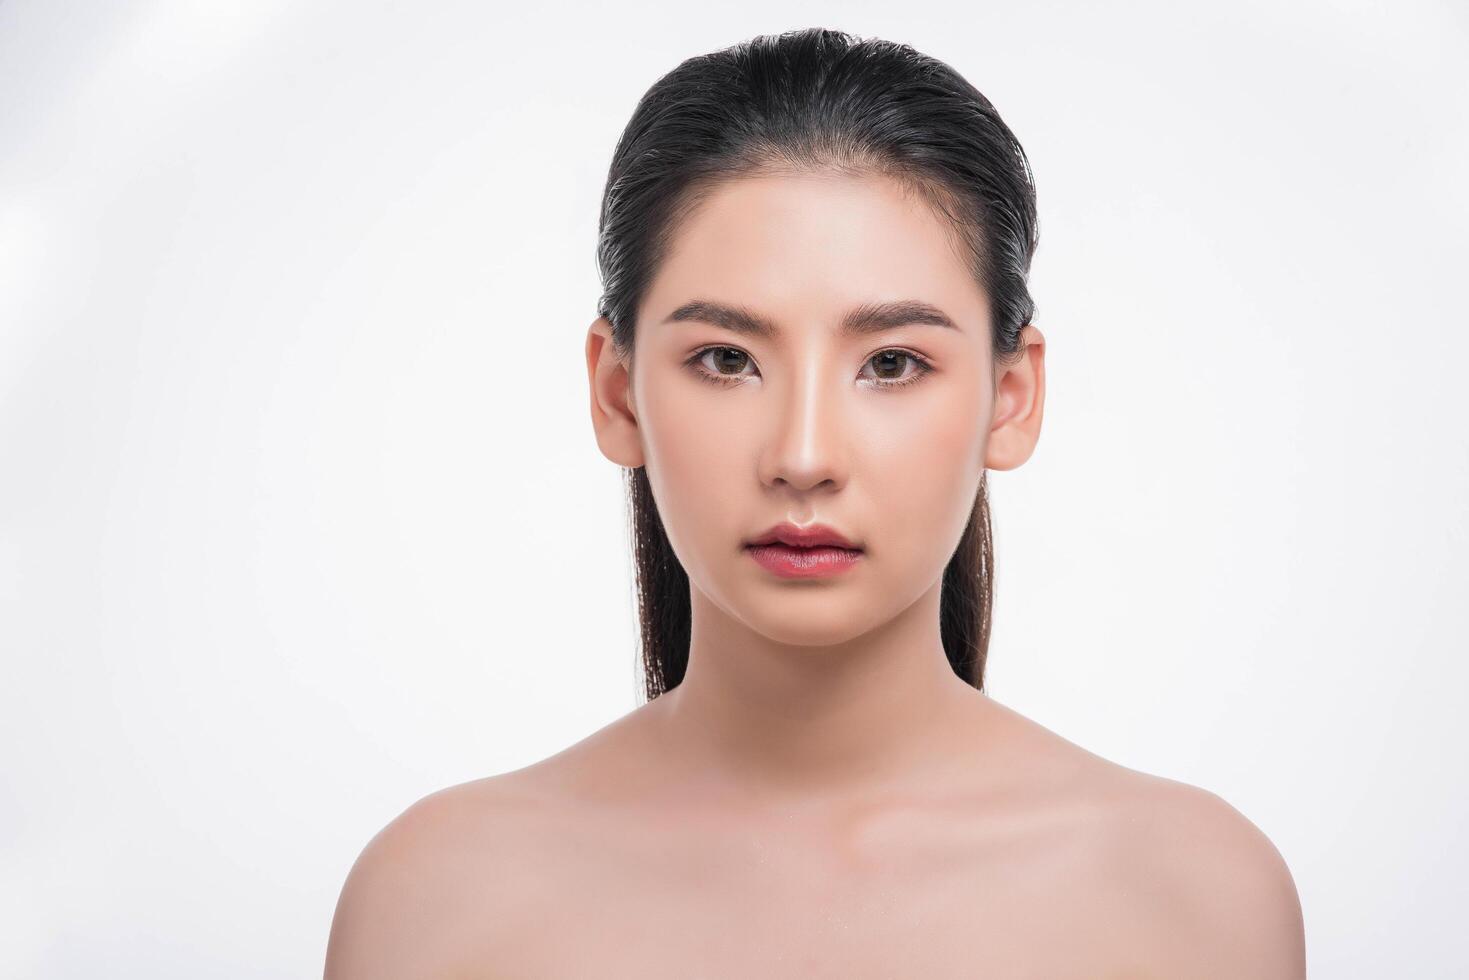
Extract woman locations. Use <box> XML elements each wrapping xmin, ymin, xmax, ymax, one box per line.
<box><xmin>326</xmin><ymin>28</ymin><xmax>1305</xmax><ymax>978</ymax></box>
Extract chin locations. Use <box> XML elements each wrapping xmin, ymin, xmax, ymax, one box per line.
<box><xmin>731</xmin><ymin>589</ymin><xmax>889</xmax><ymax>648</ymax></box>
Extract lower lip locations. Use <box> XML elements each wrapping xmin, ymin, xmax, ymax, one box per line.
<box><xmin>745</xmin><ymin>544</ymin><xmax>864</xmax><ymax>579</ymax></box>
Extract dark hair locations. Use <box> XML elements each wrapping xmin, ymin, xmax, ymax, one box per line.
<box><xmin>595</xmin><ymin>27</ymin><xmax>1039</xmax><ymax>702</ymax></box>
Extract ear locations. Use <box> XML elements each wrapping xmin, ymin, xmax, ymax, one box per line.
<box><xmin>586</xmin><ymin>316</ymin><xmax>646</xmax><ymax>468</ymax></box>
<box><xmin>983</xmin><ymin>324</ymin><xmax>1045</xmax><ymax>471</ymax></box>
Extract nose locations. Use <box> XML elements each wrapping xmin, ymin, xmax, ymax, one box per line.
<box><xmin>756</xmin><ymin>355</ymin><xmax>850</xmax><ymax>493</ymax></box>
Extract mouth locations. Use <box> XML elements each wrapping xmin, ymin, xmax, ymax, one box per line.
<box><xmin>743</xmin><ymin>522</ymin><xmax>864</xmax><ymax>579</ymax></box>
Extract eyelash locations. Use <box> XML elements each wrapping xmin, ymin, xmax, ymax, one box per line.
<box><xmin>685</xmin><ymin>345</ymin><xmax>935</xmax><ymax>391</ymax></box>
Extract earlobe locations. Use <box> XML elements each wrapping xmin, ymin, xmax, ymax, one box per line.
<box><xmin>585</xmin><ymin>317</ymin><xmax>646</xmax><ymax>469</ymax></box>
<box><xmin>983</xmin><ymin>324</ymin><xmax>1046</xmax><ymax>472</ymax></box>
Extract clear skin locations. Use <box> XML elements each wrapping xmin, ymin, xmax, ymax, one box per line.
<box><xmin>324</xmin><ymin>171</ymin><xmax>1307</xmax><ymax>979</ymax></box>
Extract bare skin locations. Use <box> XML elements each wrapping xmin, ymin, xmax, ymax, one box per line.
<box><xmin>325</xmin><ymin>169</ymin><xmax>1306</xmax><ymax>978</ymax></box>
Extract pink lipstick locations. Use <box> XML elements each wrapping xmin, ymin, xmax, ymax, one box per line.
<box><xmin>744</xmin><ymin>522</ymin><xmax>864</xmax><ymax>580</ymax></box>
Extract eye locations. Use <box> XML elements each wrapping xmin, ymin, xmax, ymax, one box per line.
<box><xmin>859</xmin><ymin>349</ymin><xmax>933</xmax><ymax>389</ymax></box>
<box><xmin>688</xmin><ymin>346</ymin><xmax>757</xmax><ymax>386</ymax></box>
<box><xmin>685</xmin><ymin>345</ymin><xmax>935</xmax><ymax>390</ymax></box>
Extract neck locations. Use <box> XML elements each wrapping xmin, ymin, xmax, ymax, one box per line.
<box><xmin>653</xmin><ymin>577</ymin><xmax>990</xmax><ymax>810</ymax></box>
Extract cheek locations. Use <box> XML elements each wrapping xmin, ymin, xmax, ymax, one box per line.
<box><xmin>642</xmin><ymin>376</ymin><xmax>751</xmax><ymax>491</ymax></box>
<box><xmin>863</xmin><ymin>387</ymin><xmax>988</xmax><ymax>561</ymax></box>
<box><xmin>636</xmin><ymin>376</ymin><xmax>750</xmax><ymax>577</ymax></box>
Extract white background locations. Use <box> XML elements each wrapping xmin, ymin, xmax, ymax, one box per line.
<box><xmin>2</xmin><ymin>1</ymin><xmax>1465</xmax><ymax>976</ymax></box>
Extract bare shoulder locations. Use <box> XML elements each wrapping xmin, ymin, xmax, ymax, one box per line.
<box><xmin>1113</xmin><ymin>772</ymin><xmax>1306</xmax><ymax>978</ymax></box>
<box><xmin>976</xmin><ymin>698</ymin><xmax>1305</xmax><ymax>977</ymax></box>
<box><xmin>323</xmin><ymin>702</ymin><xmax>666</xmax><ymax>976</ymax></box>
<box><xmin>323</xmin><ymin>772</ymin><xmax>550</xmax><ymax>980</ymax></box>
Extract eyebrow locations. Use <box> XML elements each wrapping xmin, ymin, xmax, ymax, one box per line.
<box><xmin>659</xmin><ymin>299</ymin><xmax>961</xmax><ymax>339</ymax></box>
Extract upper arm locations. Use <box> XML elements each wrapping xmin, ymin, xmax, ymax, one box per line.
<box><xmin>1135</xmin><ymin>783</ymin><xmax>1306</xmax><ymax>979</ymax></box>
<box><xmin>323</xmin><ymin>790</ymin><xmax>475</xmax><ymax>980</ymax></box>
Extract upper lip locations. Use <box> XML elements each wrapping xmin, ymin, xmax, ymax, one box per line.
<box><xmin>746</xmin><ymin>521</ymin><xmax>862</xmax><ymax>550</ymax></box>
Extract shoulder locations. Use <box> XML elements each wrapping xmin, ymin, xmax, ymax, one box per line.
<box><xmin>1102</xmin><ymin>772</ymin><xmax>1307</xmax><ymax>978</ymax></box>
<box><xmin>323</xmin><ymin>774</ymin><xmax>547</xmax><ymax>980</ymax></box>
<box><xmin>976</xmin><ymin>699</ymin><xmax>1304</xmax><ymax>977</ymax></box>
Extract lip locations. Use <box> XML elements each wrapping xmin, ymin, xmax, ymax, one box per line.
<box><xmin>745</xmin><ymin>522</ymin><xmax>861</xmax><ymax>550</ymax></box>
<box><xmin>745</xmin><ymin>543</ymin><xmax>864</xmax><ymax>579</ymax></box>
<box><xmin>744</xmin><ymin>522</ymin><xmax>864</xmax><ymax>580</ymax></box>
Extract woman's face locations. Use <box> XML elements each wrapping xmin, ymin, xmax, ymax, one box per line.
<box><xmin>589</xmin><ymin>170</ymin><xmax>1042</xmax><ymax>646</ymax></box>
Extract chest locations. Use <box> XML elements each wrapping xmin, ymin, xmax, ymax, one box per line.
<box><xmin>449</xmin><ymin>819</ymin><xmax>1163</xmax><ymax>979</ymax></box>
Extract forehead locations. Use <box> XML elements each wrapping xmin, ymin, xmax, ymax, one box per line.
<box><xmin>641</xmin><ymin>171</ymin><xmax>988</xmax><ymax>338</ymax></box>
